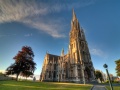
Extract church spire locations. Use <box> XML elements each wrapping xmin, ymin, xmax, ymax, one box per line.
<box><xmin>61</xmin><ymin>48</ymin><xmax>64</xmax><ymax>56</ymax></box>
<box><xmin>72</xmin><ymin>9</ymin><xmax>77</xmax><ymax>21</ymax></box>
<box><xmin>71</xmin><ymin>9</ymin><xmax>80</xmax><ymax>30</ymax></box>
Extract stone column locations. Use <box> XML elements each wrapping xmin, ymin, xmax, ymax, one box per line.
<box><xmin>61</xmin><ymin>73</ymin><xmax>62</xmax><ymax>81</ymax></box>
<box><xmin>58</xmin><ymin>64</ymin><xmax>59</xmax><ymax>82</ymax></box>
<box><xmin>74</xmin><ymin>64</ymin><xmax>78</xmax><ymax>81</ymax></box>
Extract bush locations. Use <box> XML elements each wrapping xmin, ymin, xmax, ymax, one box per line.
<box><xmin>105</xmin><ymin>80</ymin><xmax>109</xmax><ymax>83</ymax></box>
<box><xmin>105</xmin><ymin>80</ymin><xmax>119</xmax><ymax>83</ymax></box>
<box><xmin>113</xmin><ymin>80</ymin><xmax>119</xmax><ymax>83</ymax></box>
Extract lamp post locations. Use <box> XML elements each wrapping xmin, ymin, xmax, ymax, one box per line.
<box><xmin>103</xmin><ymin>64</ymin><xmax>113</xmax><ymax>90</ymax></box>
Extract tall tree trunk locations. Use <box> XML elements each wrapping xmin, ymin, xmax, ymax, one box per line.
<box><xmin>16</xmin><ymin>74</ymin><xmax>19</xmax><ymax>81</ymax></box>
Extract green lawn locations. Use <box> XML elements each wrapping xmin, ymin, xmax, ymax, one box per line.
<box><xmin>0</xmin><ymin>80</ymin><xmax>92</xmax><ymax>90</ymax></box>
<box><xmin>106</xmin><ymin>86</ymin><xmax>120</xmax><ymax>90</ymax></box>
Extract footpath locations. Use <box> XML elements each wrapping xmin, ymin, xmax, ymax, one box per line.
<box><xmin>92</xmin><ymin>85</ymin><xmax>107</xmax><ymax>90</ymax></box>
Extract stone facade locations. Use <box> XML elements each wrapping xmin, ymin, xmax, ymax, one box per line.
<box><xmin>40</xmin><ymin>10</ymin><xmax>95</xmax><ymax>83</ymax></box>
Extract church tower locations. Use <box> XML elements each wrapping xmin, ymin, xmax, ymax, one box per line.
<box><xmin>40</xmin><ymin>9</ymin><xmax>95</xmax><ymax>83</ymax></box>
<box><xmin>69</xmin><ymin>9</ymin><xmax>95</xmax><ymax>82</ymax></box>
<box><xmin>69</xmin><ymin>9</ymin><xmax>81</xmax><ymax>64</ymax></box>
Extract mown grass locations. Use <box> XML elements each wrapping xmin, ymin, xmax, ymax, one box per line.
<box><xmin>0</xmin><ymin>80</ymin><xmax>92</xmax><ymax>90</ymax></box>
<box><xmin>106</xmin><ymin>86</ymin><xmax>120</xmax><ymax>90</ymax></box>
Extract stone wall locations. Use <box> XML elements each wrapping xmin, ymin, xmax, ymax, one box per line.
<box><xmin>0</xmin><ymin>75</ymin><xmax>12</xmax><ymax>80</ymax></box>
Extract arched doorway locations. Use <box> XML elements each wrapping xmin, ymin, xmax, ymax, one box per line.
<box><xmin>85</xmin><ymin>67</ymin><xmax>91</xmax><ymax>81</ymax></box>
<box><xmin>65</xmin><ymin>62</ymin><xmax>68</xmax><ymax>78</ymax></box>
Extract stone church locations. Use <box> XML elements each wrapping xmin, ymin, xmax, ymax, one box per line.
<box><xmin>40</xmin><ymin>10</ymin><xmax>95</xmax><ymax>83</ymax></box>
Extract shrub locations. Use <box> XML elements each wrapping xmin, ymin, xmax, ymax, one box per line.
<box><xmin>104</xmin><ymin>80</ymin><xmax>119</xmax><ymax>83</ymax></box>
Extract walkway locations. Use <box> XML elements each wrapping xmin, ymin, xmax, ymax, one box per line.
<box><xmin>92</xmin><ymin>85</ymin><xmax>107</xmax><ymax>90</ymax></box>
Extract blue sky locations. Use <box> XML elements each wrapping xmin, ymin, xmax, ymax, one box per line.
<box><xmin>0</xmin><ymin>0</ymin><xmax>120</xmax><ymax>76</ymax></box>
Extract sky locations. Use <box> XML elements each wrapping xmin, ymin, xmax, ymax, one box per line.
<box><xmin>0</xmin><ymin>0</ymin><xmax>120</xmax><ymax>77</ymax></box>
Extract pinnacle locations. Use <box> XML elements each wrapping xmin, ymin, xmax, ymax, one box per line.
<box><xmin>72</xmin><ymin>9</ymin><xmax>77</xmax><ymax>21</ymax></box>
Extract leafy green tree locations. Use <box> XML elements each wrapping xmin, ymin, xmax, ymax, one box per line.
<box><xmin>6</xmin><ymin>46</ymin><xmax>36</xmax><ymax>81</ymax></box>
<box><xmin>95</xmin><ymin>70</ymin><xmax>103</xmax><ymax>83</ymax></box>
<box><xmin>115</xmin><ymin>59</ymin><xmax>120</xmax><ymax>76</ymax></box>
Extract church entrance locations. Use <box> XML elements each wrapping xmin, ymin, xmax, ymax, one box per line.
<box><xmin>85</xmin><ymin>67</ymin><xmax>91</xmax><ymax>81</ymax></box>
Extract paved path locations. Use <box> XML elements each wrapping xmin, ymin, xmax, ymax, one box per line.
<box><xmin>92</xmin><ymin>85</ymin><xmax>107</xmax><ymax>90</ymax></box>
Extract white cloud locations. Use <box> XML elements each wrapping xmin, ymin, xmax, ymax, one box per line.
<box><xmin>0</xmin><ymin>0</ymin><xmax>48</xmax><ymax>23</ymax></box>
<box><xmin>0</xmin><ymin>0</ymin><xmax>66</xmax><ymax>38</ymax></box>
<box><xmin>22</xmin><ymin>18</ymin><xmax>66</xmax><ymax>38</ymax></box>
<box><xmin>0</xmin><ymin>0</ymin><xmax>96</xmax><ymax>38</ymax></box>
<box><xmin>90</xmin><ymin>48</ymin><xmax>108</xmax><ymax>58</ymax></box>
<box><xmin>90</xmin><ymin>48</ymin><xmax>103</xmax><ymax>56</ymax></box>
<box><xmin>24</xmin><ymin>33</ymin><xmax>33</xmax><ymax>37</ymax></box>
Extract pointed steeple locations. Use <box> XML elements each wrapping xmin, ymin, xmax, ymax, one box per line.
<box><xmin>72</xmin><ymin>9</ymin><xmax>77</xmax><ymax>21</ymax></box>
<box><xmin>61</xmin><ymin>48</ymin><xmax>64</xmax><ymax>56</ymax></box>
<box><xmin>71</xmin><ymin>9</ymin><xmax>80</xmax><ymax>30</ymax></box>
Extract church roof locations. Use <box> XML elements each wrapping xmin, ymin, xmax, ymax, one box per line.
<box><xmin>47</xmin><ymin>53</ymin><xmax>60</xmax><ymax>60</ymax></box>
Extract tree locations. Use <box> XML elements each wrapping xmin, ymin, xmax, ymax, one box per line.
<box><xmin>115</xmin><ymin>59</ymin><xmax>120</xmax><ymax>76</ymax></box>
<box><xmin>109</xmin><ymin>74</ymin><xmax>113</xmax><ymax>81</ymax></box>
<box><xmin>6</xmin><ymin>46</ymin><xmax>36</xmax><ymax>81</ymax></box>
<box><xmin>95</xmin><ymin>70</ymin><xmax>104</xmax><ymax>83</ymax></box>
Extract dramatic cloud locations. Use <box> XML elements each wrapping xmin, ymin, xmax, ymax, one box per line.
<box><xmin>0</xmin><ymin>0</ymin><xmax>66</xmax><ymax>38</ymax></box>
<box><xmin>0</xmin><ymin>0</ymin><xmax>96</xmax><ymax>38</ymax></box>
<box><xmin>0</xmin><ymin>0</ymin><xmax>49</xmax><ymax>23</ymax></box>
<box><xmin>22</xmin><ymin>18</ymin><xmax>66</xmax><ymax>38</ymax></box>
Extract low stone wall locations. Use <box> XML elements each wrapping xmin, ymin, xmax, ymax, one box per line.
<box><xmin>0</xmin><ymin>75</ymin><xmax>12</xmax><ymax>81</ymax></box>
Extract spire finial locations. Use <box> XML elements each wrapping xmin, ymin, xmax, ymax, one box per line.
<box><xmin>72</xmin><ymin>9</ymin><xmax>76</xmax><ymax>21</ymax></box>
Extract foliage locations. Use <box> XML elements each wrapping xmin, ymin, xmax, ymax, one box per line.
<box><xmin>0</xmin><ymin>81</ymin><xmax>92</xmax><ymax>90</ymax></box>
<box><xmin>112</xmin><ymin>80</ymin><xmax>119</xmax><ymax>83</ymax></box>
<box><xmin>95</xmin><ymin>70</ymin><xmax>104</xmax><ymax>82</ymax></box>
<box><xmin>6</xmin><ymin>46</ymin><xmax>36</xmax><ymax>81</ymax></box>
<box><xmin>0</xmin><ymin>72</ymin><xmax>3</xmax><ymax>75</ymax></box>
<box><xmin>105</xmin><ymin>80</ymin><xmax>119</xmax><ymax>83</ymax></box>
<box><xmin>115</xmin><ymin>59</ymin><xmax>120</xmax><ymax>76</ymax></box>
